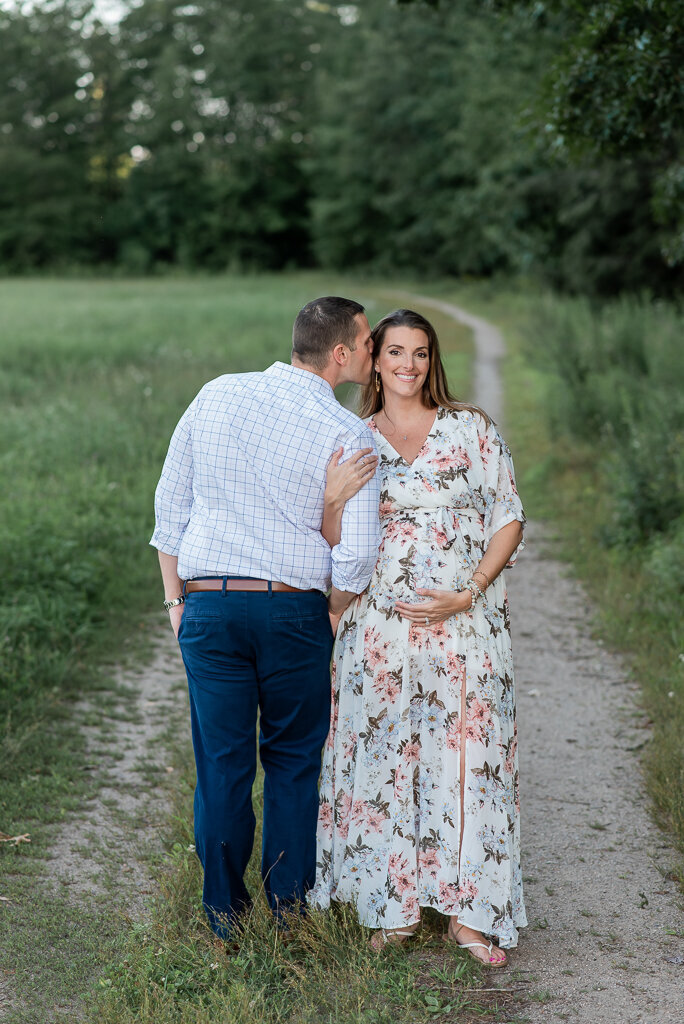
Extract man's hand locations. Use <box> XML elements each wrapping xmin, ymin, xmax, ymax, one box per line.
<box><xmin>329</xmin><ymin>609</ymin><xmax>343</xmax><ymax>636</ymax></box>
<box><xmin>168</xmin><ymin>603</ymin><xmax>185</xmax><ymax>639</ymax></box>
<box><xmin>328</xmin><ymin>584</ymin><xmax>356</xmax><ymax>636</ymax></box>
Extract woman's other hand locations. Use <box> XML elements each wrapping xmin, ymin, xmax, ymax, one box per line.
<box><xmin>394</xmin><ymin>587</ymin><xmax>472</xmax><ymax>626</ymax></box>
<box><xmin>325</xmin><ymin>447</ymin><xmax>378</xmax><ymax>509</ymax></box>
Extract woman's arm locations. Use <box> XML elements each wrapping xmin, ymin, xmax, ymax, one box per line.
<box><xmin>395</xmin><ymin>519</ymin><xmax>524</xmax><ymax>625</ymax></box>
<box><xmin>471</xmin><ymin>519</ymin><xmax>524</xmax><ymax>591</ymax></box>
<box><xmin>322</xmin><ymin>447</ymin><xmax>378</xmax><ymax>548</ymax></box>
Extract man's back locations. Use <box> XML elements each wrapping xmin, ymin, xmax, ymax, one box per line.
<box><xmin>152</xmin><ymin>360</ymin><xmax>380</xmax><ymax>589</ymax></box>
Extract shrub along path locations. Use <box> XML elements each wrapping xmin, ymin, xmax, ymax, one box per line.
<box><xmin>410</xmin><ymin>294</ymin><xmax>683</xmax><ymax>1023</ymax></box>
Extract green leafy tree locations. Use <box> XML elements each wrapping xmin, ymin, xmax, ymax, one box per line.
<box><xmin>0</xmin><ymin>1</ymin><xmax>96</xmax><ymax>268</ymax></box>
<box><xmin>112</xmin><ymin>0</ymin><xmax>323</xmax><ymax>268</ymax></box>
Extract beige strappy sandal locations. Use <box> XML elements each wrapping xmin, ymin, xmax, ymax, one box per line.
<box><xmin>370</xmin><ymin>926</ymin><xmax>419</xmax><ymax>951</ymax></box>
<box><xmin>445</xmin><ymin>922</ymin><xmax>507</xmax><ymax>968</ymax></box>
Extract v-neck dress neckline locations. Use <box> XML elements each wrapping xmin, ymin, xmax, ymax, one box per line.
<box><xmin>369</xmin><ymin>408</ymin><xmax>440</xmax><ymax>467</ymax></box>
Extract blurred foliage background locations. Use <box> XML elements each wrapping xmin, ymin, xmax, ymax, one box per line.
<box><xmin>0</xmin><ymin>0</ymin><xmax>681</xmax><ymax>294</ymax></box>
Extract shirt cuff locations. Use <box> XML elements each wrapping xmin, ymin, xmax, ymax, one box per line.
<box><xmin>149</xmin><ymin>528</ymin><xmax>183</xmax><ymax>558</ymax></box>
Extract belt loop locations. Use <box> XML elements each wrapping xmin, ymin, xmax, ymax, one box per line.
<box><xmin>222</xmin><ymin>576</ymin><xmax>227</xmax><ymax>596</ymax></box>
<box><xmin>182</xmin><ymin>579</ymin><xmax>187</xmax><ymax>596</ymax></box>
<box><xmin>268</xmin><ymin>581</ymin><xmax>272</xmax><ymax>597</ymax></box>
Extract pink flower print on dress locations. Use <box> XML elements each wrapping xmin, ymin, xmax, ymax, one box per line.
<box><xmin>388</xmin><ymin>853</ymin><xmax>413</xmax><ymax>894</ymax></box>
<box><xmin>379</xmin><ymin>500</ymin><xmax>395</xmax><ymax>518</ymax></box>
<box><xmin>402</xmin><ymin>739</ymin><xmax>421</xmax><ymax>763</ymax></box>
<box><xmin>402</xmin><ymin>894</ymin><xmax>420</xmax><ymax>920</ymax></box>
<box><xmin>455</xmin><ymin>447</ymin><xmax>472</xmax><ymax>471</ymax></box>
<box><xmin>432</xmin><ymin>523</ymin><xmax>449</xmax><ymax>548</ymax></box>
<box><xmin>445</xmin><ymin>717</ymin><xmax>461</xmax><ymax>752</ymax></box>
<box><xmin>465</xmin><ymin>697</ymin><xmax>491</xmax><ymax>744</ymax></box>
<box><xmin>502</xmin><ymin>732</ymin><xmax>517</xmax><ymax>776</ymax></box>
<box><xmin>432</xmin><ymin>450</ymin><xmax>460</xmax><ymax>472</ymax></box>
<box><xmin>372</xmin><ymin>669</ymin><xmax>401</xmax><ymax>703</ymax></box>
<box><xmin>351</xmin><ymin>799</ymin><xmax>386</xmax><ymax>834</ymax></box>
<box><xmin>446</xmin><ymin>651</ymin><xmax>466</xmax><ymax>687</ymax></box>
<box><xmin>319</xmin><ymin>799</ymin><xmax>333</xmax><ymax>835</ymax></box>
<box><xmin>438</xmin><ymin>880</ymin><xmax>460</xmax><ymax>913</ymax></box>
<box><xmin>364</xmin><ymin>626</ymin><xmax>391</xmax><ymax>669</ymax></box>
<box><xmin>342</xmin><ymin>732</ymin><xmax>358</xmax><ymax>760</ymax></box>
<box><xmin>479</xmin><ymin>432</ymin><xmax>496</xmax><ymax>466</ymax></box>
<box><xmin>408</xmin><ymin>623</ymin><xmax>426</xmax><ymax>650</ymax></box>
<box><xmin>335</xmin><ymin>790</ymin><xmax>352</xmax><ymax>840</ymax></box>
<box><xmin>419</xmin><ymin>847</ymin><xmax>441</xmax><ymax>879</ymax></box>
<box><xmin>482</xmin><ymin>652</ymin><xmax>494</xmax><ymax>675</ymax></box>
<box><xmin>393</xmin><ymin>760</ymin><xmax>410</xmax><ymax>799</ymax></box>
<box><xmin>398</xmin><ymin>520</ymin><xmax>418</xmax><ymax>542</ymax></box>
<box><xmin>457</xmin><ymin>879</ymin><xmax>479</xmax><ymax>905</ymax></box>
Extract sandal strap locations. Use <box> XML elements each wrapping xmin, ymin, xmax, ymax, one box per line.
<box><xmin>379</xmin><ymin>927</ymin><xmax>417</xmax><ymax>945</ymax></box>
<box><xmin>459</xmin><ymin>940</ymin><xmax>493</xmax><ymax>953</ymax></box>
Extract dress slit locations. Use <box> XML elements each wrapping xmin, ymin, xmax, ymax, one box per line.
<box><xmin>458</xmin><ymin>669</ymin><xmax>467</xmax><ymax>880</ymax></box>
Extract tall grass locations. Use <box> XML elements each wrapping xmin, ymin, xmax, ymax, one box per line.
<box><xmin>529</xmin><ymin>295</ymin><xmax>684</xmax><ymax>546</ymax></box>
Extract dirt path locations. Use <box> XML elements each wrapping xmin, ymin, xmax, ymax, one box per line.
<box><xmin>44</xmin><ymin>637</ymin><xmax>188</xmax><ymax>908</ymax></box>
<box><xmin>0</xmin><ymin>636</ymin><xmax>188</xmax><ymax>1023</ymax></box>
<box><xmin>407</xmin><ymin>293</ymin><xmax>684</xmax><ymax>1024</ymax></box>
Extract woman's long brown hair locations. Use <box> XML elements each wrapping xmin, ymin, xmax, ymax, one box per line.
<box><xmin>358</xmin><ymin>308</ymin><xmax>492</xmax><ymax>426</ymax></box>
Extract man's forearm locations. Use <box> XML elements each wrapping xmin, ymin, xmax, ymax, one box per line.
<box><xmin>158</xmin><ymin>550</ymin><xmax>183</xmax><ymax>600</ymax></box>
<box><xmin>328</xmin><ymin>585</ymin><xmax>356</xmax><ymax>617</ymax></box>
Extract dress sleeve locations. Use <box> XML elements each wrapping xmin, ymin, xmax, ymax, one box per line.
<box><xmin>480</xmin><ymin>419</ymin><xmax>526</xmax><ymax>566</ymax></box>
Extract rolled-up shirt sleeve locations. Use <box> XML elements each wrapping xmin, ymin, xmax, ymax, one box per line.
<box><xmin>149</xmin><ymin>398</ymin><xmax>197</xmax><ymax>557</ymax></box>
<box><xmin>331</xmin><ymin>427</ymin><xmax>382</xmax><ymax>593</ymax></box>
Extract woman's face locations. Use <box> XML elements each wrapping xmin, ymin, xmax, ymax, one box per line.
<box><xmin>375</xmin><ymin>326</ymin><xmax>430</xmax><ymax>401</ymax></box>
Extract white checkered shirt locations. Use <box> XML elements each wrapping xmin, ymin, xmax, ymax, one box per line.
<box><xmin>150</xmin><ymin>361</ymin><xmax>381</xmax><ymax>592</ymax></box>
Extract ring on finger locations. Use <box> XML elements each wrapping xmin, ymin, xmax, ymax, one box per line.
<box><xmin>425</xmin><ymin>616</ymin><xmax>429</xmax><ymax>625</ymax></box>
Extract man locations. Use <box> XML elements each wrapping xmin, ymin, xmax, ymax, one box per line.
<box><xmin>150</xmin><ymin>296</ymin><xmax>381</xmax><ymax>938</ymax></box>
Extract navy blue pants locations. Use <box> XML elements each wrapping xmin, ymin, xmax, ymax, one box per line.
<box><xmin>177</xmin><ymin>583</ymin><xmax>333</xmax><ymax>938</ymax></box>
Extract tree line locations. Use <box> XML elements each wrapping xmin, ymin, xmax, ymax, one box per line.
<box><xmin>0</xmin><ymin>0</ymin><xmax>681</xmax><ymax>295</ymax></box>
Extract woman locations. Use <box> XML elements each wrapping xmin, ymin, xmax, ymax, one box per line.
<box><xmin>309</xmin><ymin>309</ymin><xmax>527</xmax><ymax>965</ymax></box>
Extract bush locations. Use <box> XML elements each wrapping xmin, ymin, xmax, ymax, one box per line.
<box><xmin>529</xmin><ymin>294</ymin><xmax>684</xmax><ymax>545</ymax></box>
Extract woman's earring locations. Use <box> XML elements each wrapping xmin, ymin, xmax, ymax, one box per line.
<box><xmin>374</xmin><ymin>371</ymin><xmax>381</xmax><ymax>393</ymax></box>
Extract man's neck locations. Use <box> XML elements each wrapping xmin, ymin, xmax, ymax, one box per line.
<box><xmin>291</xmin><ymin>357</ymin><xmax>338</xmax><ymax>391</ymax></box>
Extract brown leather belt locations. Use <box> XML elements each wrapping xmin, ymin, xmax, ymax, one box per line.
<box><xmin>184</xmin><ymin>578</ymin><xmax>317</xmax><ymax>594</ymax></box>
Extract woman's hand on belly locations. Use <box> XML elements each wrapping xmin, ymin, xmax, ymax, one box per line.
<box><xmin>394</xmin><ymin>587</ymin><xmax>472</xmax><ymax>626</ymax></box>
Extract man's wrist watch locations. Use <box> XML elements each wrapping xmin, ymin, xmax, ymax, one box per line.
<box><xmin>163</xmin><ymin>595</ymin><xmax>185</xmax><ymax>611</ymax></box>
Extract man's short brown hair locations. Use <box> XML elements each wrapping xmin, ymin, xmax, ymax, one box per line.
<box><xmin>292</xmin><ymin>296</ymin><xmax>365</xmax><ymax>370</ymax></box>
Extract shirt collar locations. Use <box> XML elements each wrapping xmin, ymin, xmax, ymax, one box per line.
<box><xmin>265</xmin><ymin>361</ymin><xmax>334</xmax><ymax>398</ymax></box>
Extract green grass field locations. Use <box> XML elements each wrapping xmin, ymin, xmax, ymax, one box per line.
<box><xmin>0</xmin><ymin>274</ymin><xmax>483</xmax><ymax>1024</ymax></box>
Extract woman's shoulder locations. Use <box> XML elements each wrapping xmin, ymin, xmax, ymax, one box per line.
<box><xmin>437</xmin><ymin>405</ymin><xmax>492</xmax><ymax>434</ymax></box>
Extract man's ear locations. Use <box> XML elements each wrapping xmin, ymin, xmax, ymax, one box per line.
<box><xmin>331</xmin><ymin>342</ymin><xmax>348</xmax><ymax>366</ymax></box>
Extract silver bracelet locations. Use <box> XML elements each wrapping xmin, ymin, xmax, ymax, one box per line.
<box><xmin>163</xmin><ymin>595</ymin><xmax>185</xmax><ymax>611</ymax></box>
<box><xmin>465</xmin><ymin>578</ymin><xmax>483</xmax><ymax>606</ymax></box>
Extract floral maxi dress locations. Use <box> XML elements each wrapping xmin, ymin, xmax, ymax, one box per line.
<box><xmin>308</xmin><ymin>408</ymin><xmax>528</xmax><ymax>948</ymax></box>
